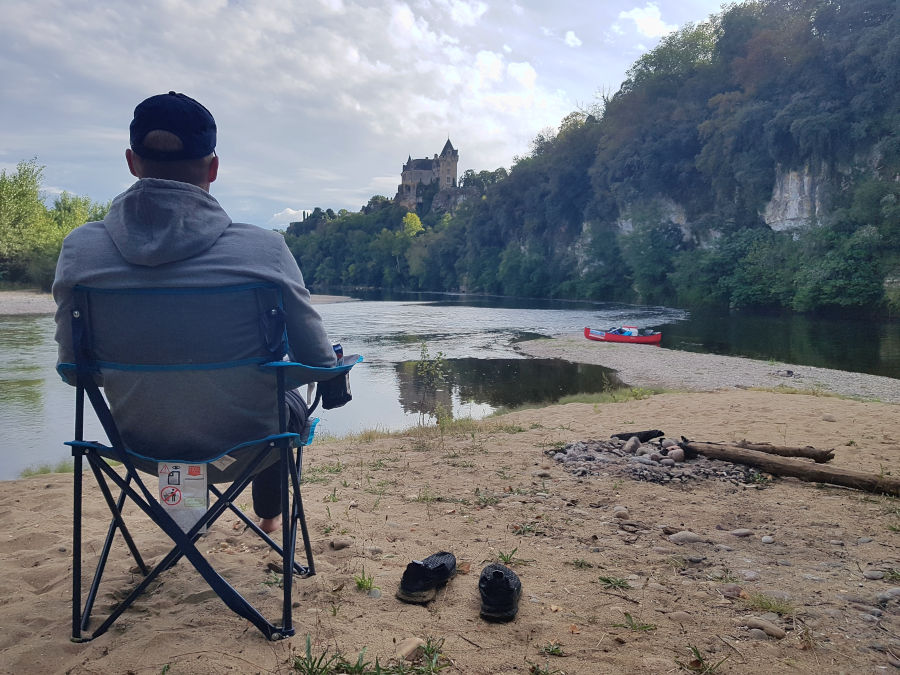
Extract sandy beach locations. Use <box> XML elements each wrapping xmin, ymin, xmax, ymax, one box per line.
<box><xmin>1</xmin><ymin>290</ymin><xmax>898</xmax><ymax>673</ymax></box>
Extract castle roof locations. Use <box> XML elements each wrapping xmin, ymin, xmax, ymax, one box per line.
<box><xmin>440</xmin><ymin>139</ymin><xmax>455</xmax><ymax>156</ymax></box>
<box><xmin>405</xmin><ymin>158</ymin><xmax>435</xmax><ymax>171</ymax></box>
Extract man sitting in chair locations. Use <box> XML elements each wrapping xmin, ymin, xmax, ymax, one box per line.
<box><xmin>52</xmin><ymin>91</ymin><xmax>336</xmax><ymax>535</ymax></box>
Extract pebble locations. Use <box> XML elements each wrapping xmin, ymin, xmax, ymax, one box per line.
<box><xmin>669</xmin><ymin>611</ymin><xmax>693</xmax><ymax>623</ymax></box>
<box><xmin>612</xmin><ymin>505</ymin><xmax>628</xmax><ymax>513</ymax></box>
<box><xmin>660</xmin><ymin>458</ymin><xmax>675</xmax><ymax>467</ymax></box>
<box><xmin>739</xmin><ymin>570</ymin><xmax>760</xmax><ymax>582</ymax></box>
<box><xmin>744</xmin><ymin>617</ymin><xmax>786</xmax><ymax>639</ymax></box>
<box><xmin>623</xmin><ymin>437</ymin><xmax>640</xmax><ymax>453</ymax></box>
<box><xmin>822</xmin><ymin>414</ymin><xmax>837</xmax><ymax>422</ymax></box>
<box><xmin>730</xmin><ymin>528</ymin><xmax>754</xmax><ymax>537</ymax></box>
<box><xmin>613</xmin><ymin>510</ymin><xmax>630</xmax><ymax>519</ymax></box>
<box><xmin>667</xmin><ymin>447</ymin><xmax>685</xmax><ymax>463</ymax></box>
<box><xmin>661</xmin><ymin>439</ymin><xmax>677</xmax><ymax>448</ymax></box>
<box><xmin>329</xmin><ymin>537</ymin><xmax>352</xmax><ymax>550</ymax></box>
<box><xmin>649</xmin><ymin>452</ymin><xmax>662</xmax><ymax>462</ymax></box>
<box><xmin>748</xmin><ymin>628</ymin><xmax>769</xmax><ymax>640</ymax></box>
<box><xmin>395</xmin><ymin>637</ymin><xmax>426</xmax><ymax>661</ymax></box>
<box><xmin>532</xmin><ymin>470</ymin><xmax>552</xmax><ymax>478</ymax></box>
<box><xmin>857</xmin><ymin>537</ymin><xmax>873</xmax><ymax>544</ymax></box>
<box><xmin>721</xmin><ymin>584</ymin><xmax>743</xmax><ymax>598</ymax></box>
<box><xmin>863</xmin><ymin>570</ymin><xmax>884</xmax><ymax>580</ymax></box>
<box><xmin>668</xmin><ymin>530</ymin><xmax>705</xmax><ymax>544</ymax></box>
<box><xmin>876</xmin><ymin>587</ymin><xmax>900</xmax><ymax>603</ymax></box>
<box><xmin>367</xmin><ymin>588</ymin><xmax>382</xmax><ymax>599</ymax></box>
<box><xmin>365</xmin><ymin>546</ymin><xmax>383</xmax><ymax>556</ymax></box>
<box><xmin>761</xmin><ymin>536</ymin><xmax>775</xmax><ymax>544</ymax></box>
<box><xmin>828</xmin><ymin>540</ymin><xmax>845</xmax><ymax>546</ymax></box>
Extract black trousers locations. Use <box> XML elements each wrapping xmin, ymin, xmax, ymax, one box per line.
<box><xmin>251</xmin><ymin>388</ymin><xmax>310</xmax><ymax>519</ymax></box>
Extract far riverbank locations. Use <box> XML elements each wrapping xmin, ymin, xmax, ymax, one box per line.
<box><xmin>0</xmin><ymin>289</ymin><xmax>356</xmax><ymax>316</ymax></box>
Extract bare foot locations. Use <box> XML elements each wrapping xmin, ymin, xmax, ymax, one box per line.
<box><xmin>259</xmin><ymin>516</ymin><xmax>281</xmax><ymax>534</ymax></box>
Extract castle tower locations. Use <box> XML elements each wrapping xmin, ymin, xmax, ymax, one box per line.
<box><xmin>438</xmin><ymin>139</ymin><xmax>458</xmax><ymax>189</ymax></box>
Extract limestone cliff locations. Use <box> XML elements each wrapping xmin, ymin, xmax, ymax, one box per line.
<box><xmin>762</xmin><ymin>162</ymin><xmax>829</xmax><ymax>232</ymax></box>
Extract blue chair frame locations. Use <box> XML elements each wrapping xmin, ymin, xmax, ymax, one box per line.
<box><xmin>61</xmin><ymin>283</ymin><xmax>360</xmax><ymax>642</ymax></box>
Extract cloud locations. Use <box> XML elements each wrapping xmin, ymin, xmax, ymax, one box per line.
<box><xmin>618</xmin><ymin>3</ymin><xmax>676</xmax><ymax>39</ymax></box>
<box><xmin>564</xmin><ymin>30</ymin><xmax>582</xmax><ymax>47</ymax></box>
<box><xmin>507</xmin><ymin>61</ymin><xmax>537</xmax><ymax>89</ymax></box>
<box><xmin>270</xmin><ymin>207</ymin><xmax>306</xmax><ymax>225</ymax></box>
<box><xmin>440</xmin><ymin>0</ymin><xmax>488</xmax><ymax>26</ymax></box>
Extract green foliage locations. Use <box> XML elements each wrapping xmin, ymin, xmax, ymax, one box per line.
<box><xmin>0</xmin><ymin>159</ymin><xmax>109</xmax><ymax>288</ymax></box>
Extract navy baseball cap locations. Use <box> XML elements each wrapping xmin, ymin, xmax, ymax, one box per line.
<box><xmin>130</xmin><ymin>91</ymin><xmax>216</xmax><ymax>160</ymax></box>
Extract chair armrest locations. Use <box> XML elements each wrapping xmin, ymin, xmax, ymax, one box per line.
<box><xmin>262</xmin><ymin>354</ymin><xmax>363</xmax><ymax>387</ymax></box>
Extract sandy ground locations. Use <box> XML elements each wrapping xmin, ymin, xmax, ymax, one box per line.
<box><xmin>1</xmin><ymin>389</ymin><xmax>898</xmax><ymax>672</ymax></box>
<box><xmin>1</xmin><ymin>290</ymin><xmax>898</xmax><ymax>673</ymax></box>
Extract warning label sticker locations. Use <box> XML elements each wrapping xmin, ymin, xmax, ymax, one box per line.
<box><xmin>160</xmin><ymin>486</ymin><xmax>182</xmax><ymax>505</ymax></box>
<box><xmin>158</xmin><ymin>462</ymin><xmax>208</xmax><ymax>532</ymax></box>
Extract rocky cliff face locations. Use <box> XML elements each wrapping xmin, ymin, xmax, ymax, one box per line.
<box><xmin>616</xmin><ymin>197</ymin><xmax>690</xmax><ymax>238</ymax></box>
<box><xmin>762</xmin><ymin>162</ymin><xmax>829</xmax><ymax>232</ymax></box>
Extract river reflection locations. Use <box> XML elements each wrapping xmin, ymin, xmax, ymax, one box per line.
<box><xmin>394</xmin><ymin>358</ymin><xmax>622</xmax><ymax>418</ymax></box>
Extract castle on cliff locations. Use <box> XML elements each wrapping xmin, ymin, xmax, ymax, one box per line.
<box><xmin>395</xmin><ymin>139</ymin><xmax>458</xmax><ymax>209</ymax></box>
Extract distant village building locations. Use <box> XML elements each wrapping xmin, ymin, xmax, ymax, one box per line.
<box><xmin>395</xmin><ymin>139</ymin><xmax>458</xmax><ymax>209</ymax></box>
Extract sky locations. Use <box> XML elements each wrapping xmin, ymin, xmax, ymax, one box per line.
<box><xmin>0</xmin><ymin>0</ymin><xmax>725</xmax><ymax>228</ymax></box>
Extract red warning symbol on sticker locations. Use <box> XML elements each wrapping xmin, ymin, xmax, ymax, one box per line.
<box><xmin>160</xmin><ymin>486</ymin><xmax>182</xmax><ymax>505</ymax></box>
<box><xmin>159</xmin><ymin>464</ymin><xmax>170</xmax><ymax>475</ymax></box>
<box><xmin>188</xmin><ymin>465</ymin><xmax>201</xmax><ymax>476</ymax></box>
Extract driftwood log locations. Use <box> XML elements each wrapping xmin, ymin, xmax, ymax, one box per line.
<box><xmin>715</xmin><ymin>440</ymin><xmax>834</xmax><ymax>463</ymax></box>
<box><xmin>680</xmin><ymin>439</ymin><xmax>900</xmax><ymax>497</ymax></box>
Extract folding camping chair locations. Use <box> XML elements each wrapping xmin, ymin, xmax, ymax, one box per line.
<box><xmin>59</xmin><ymin>282</ymin><xmax>361</xmax><ymax>642</ymax></box>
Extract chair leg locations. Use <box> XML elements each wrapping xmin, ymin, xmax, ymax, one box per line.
<box><xmin>79</xmin><ymin>460</ymin><xmax>148</xmax><ymax>632</ymax></box>
<box><xmin>279</xmin><ymin>446</ymin><xmax>294</xmax><ymax>636</ymax></box>
<box><xmin>292</xmin><ymin>448</ymin><xmax>316</xmax><ymax>577</ymax></box>
<box><xmin>71</xmin><ymin>449</ymin><xmax>84</xmax><ymax>642</ymax></box>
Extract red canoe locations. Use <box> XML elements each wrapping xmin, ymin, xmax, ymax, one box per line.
<box><xmin>584</xmin><ymin>326</ymin><xmax>662</xmax><ymax>345</ymax></box>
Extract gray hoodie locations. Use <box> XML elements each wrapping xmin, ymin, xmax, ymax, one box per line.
<box><xmin>53</xmin><ymin>178</ymin><xmax>336</xmax><ymax>458</ymax></box>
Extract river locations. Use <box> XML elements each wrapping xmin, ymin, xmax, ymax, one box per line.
<box><xmin>1</xmin><ymin>293</ymin><xmax>897</xmax><ymax>480</ymax></box>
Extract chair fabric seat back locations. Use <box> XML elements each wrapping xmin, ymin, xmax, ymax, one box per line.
<box><xmin>70</xmin><ymin>283</ymin><xmax>287</xmax><ymax>465</ymax></box>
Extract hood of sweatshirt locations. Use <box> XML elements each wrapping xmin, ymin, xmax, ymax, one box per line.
<box><xmin>103</xmin><ymin>178</ymin><xmax>232</xmax><ymax>267</ymax></box>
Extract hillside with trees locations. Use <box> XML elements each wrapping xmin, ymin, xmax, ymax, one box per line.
<box><xmin>285</xmin><ymin>0</ymin><xmax>899</xmax><ymax>316</ymax></box>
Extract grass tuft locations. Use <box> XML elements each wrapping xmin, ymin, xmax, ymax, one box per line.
<box><xmin>21</xmin><ymin>458</ymin><xmax>75</xmax><ymax>477</ymax></box>
<box><xmin>612</xmin><ymin>612</ymin><xmax>656</xmax><ymax>631</ymax></box>
<box><xmin>742</xmin><ymin>591</ymin><xmax>795</xmax><ymax>616</ymax></box>
<box><xmin>598</xmin><ymin>575</ymin><xmax>631</xmax><ymax>590</ymax></box>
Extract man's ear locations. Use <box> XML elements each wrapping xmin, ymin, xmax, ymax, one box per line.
<box><xmin>125</xmin><ymin>149</ymin><xmax>141</xmax><ymax>178</ymax></box>
<box><xmin>208</xmin><ymin>154</ymin><xmax>219</xmax><ymax>184</ymax></box>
